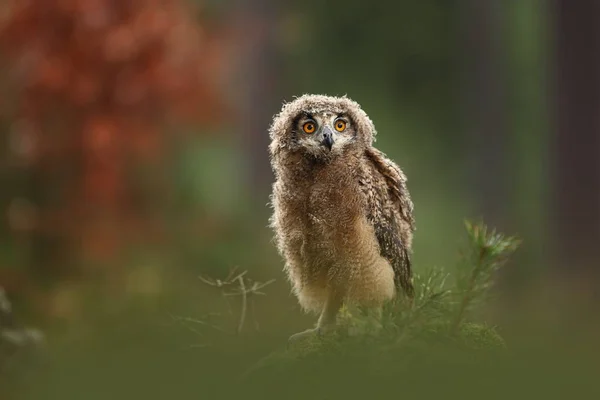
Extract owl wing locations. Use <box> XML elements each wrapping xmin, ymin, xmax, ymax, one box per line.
<box><xmin>363</xmin><ymin>147</ymin><xmax>415</xmax><ymax>298</ymax></box>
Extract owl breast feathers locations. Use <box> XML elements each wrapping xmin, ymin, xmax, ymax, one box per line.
<box><xmin>268</xmin><ymin>94</ymin><xmax>415</xmax><ymax>315</ymax></box>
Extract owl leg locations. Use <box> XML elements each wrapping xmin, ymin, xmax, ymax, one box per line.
<box><xmin>288</xmin><ymin>292</ymin><xmax>343</xmax><ymax>343</ymax></box>
<box><xmin>316</xmin><ymin>292</ymin><xmax>343</xmax><ymax>330</ymax></box>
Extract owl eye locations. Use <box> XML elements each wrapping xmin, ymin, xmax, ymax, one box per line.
<box><xmin>303</xmin><ymin>121</ymin><xmax>316</xmax><ymax>134</ymax></box>
<box><xmin>334</xmin><ymin>119</ymin><xmax>347</xmax><ymax>132</ymax></box>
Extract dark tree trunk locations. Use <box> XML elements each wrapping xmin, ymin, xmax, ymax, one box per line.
<box><xmin>229</xmin><ymin>0</ymin><xmax>282</xmax><ymax>206</ymax></box>
<box><xmin>552</xmin><ymin>0</ymin><xmax>600</xmax><ymax>282</ymax></box>
<box><xmin>460</xmin><ymin>0</ymin><xmax>510</xmax><ymax>232</ymax></box>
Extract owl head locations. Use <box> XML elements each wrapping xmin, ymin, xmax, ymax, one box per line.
<box><xmin>269</xmin><ymin>94</ymin><xmax>377</xmax><ymax>162</ymax></box>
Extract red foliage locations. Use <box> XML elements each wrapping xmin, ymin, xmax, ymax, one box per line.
<box><xmin>0</xmin><ymin>0</ymin><xmax>226</xmax><ymax>281</ymax></box>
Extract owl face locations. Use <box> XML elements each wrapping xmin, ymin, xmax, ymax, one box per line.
<box><xmin>269</xmin><ymin>94</ymin><xmax>377</xmax><ymax>163</ymax></box>
<box><xmin>293</xmin><ymin>111</ymin><xmax>357</xmax><ymax>158</ymax></box>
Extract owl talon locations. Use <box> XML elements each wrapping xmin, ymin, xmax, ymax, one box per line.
<box><xmin>287</xmin><ymin>327</ymin><xmax>321</xmax><ymax>343</ymax></box>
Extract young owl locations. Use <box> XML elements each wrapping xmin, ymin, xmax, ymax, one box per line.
<box><xmin>268</xmin><ymin>94</ymin><xmax>415</xmax><ymax>341</ymax></box>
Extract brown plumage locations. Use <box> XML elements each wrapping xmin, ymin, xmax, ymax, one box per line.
<box><xmin>268</xmin><ymin>94</ymin><xmax>415</xmax><ymax>341</ymax></box>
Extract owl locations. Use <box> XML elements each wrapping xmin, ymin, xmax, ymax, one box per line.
<box><xmin>268</xmin><ymin>94</ymin><xmax>415</xmax><ymax>341</ymax></box>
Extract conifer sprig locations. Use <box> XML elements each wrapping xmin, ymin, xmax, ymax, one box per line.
<box><xmin>451</xmin><ymin>221</ymin><xmax>521</xmax><ymax>333</ymax></box>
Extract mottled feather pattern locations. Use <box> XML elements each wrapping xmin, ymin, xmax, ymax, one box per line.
<box><xmin>362</xmin><ymin>148</ymin><xmax>415</xmax><ymax>297</ymax></box>
<box><xmin>365</xmin><ymin>148</ymin><xmax>415</xmax><ymax>232</ymax></box>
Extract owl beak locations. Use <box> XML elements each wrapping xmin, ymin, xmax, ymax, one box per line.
<box><xmin>321</xmin><ymin>128</ymin><xmax>334</xmax><ymax>151</ymax></box>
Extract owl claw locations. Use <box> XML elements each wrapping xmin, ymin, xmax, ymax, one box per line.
<box><xmin>287</xmin><ymin>327</ymin><xmax>321</xmax><ymax>343</ymax></box>
<box><xmin>287</xmin><ymin>324</ymin><xmax>338</xmax><ymax>344</ymax></box>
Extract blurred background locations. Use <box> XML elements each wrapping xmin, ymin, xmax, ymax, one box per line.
<box><xmin>1</xmin><ymin>0</ymin><xmax>599</xmax><ymax>398</ymax></box>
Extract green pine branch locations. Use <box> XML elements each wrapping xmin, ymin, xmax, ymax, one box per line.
<box><xmin>243</xmin><ymin>220</ymin><xmax>521</xmax><ymax>380</ymax></box>
<box><xmin>451</xmin><ymin>220</ymin><xmax>521</xmax><ymax>333</ymax></box>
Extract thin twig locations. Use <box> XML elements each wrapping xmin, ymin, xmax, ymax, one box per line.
<box><xmin>198</xmin><ymin>275</ymin><xmax>217</xmax><ymax>287</ymax></box>
<box><xmin>225</xmin><ymin>266</ymin><xmax>239</xmax><ymax>281</ymax></box>
<box><xmin>452</xmin><ymin>247</ymin><xmax>487</xmax><ymax>334</ymax></box>
<box><xmin>236</xmin><ymin>275</ymin><xmax>247</xmax><ymax>335</ymax></box>
<box><xmin>197</xmin><ymin>267</ymin><xmax>275</xmax><ymax>334</ymax></box>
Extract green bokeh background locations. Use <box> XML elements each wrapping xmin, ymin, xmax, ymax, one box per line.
<box><xmin>2</xmin><ymin>1</ymin><xmax>599</xmax><ymax>399</ymax></box>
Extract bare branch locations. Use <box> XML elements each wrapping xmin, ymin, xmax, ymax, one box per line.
<box><xmin>196</xmin><ymin>267</ymin><xmax>276</xmax><ymax>334</ymax></box>
<box><xmin>236</xmin><ymin>275</ymin><xmax>247</xmax><ymax>335</ymax></box>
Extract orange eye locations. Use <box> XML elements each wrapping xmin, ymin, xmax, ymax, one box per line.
<box><xmin>334</xmin><ymin>119</ymin><xmax>346</xmax><ymax>132</ymax></box>
<box><xmin>303</xmin><ymin>122</ymin><xmax>316</xmax><ymax>134</ymax></box>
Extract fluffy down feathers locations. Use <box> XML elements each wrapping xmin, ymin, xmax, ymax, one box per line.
<box><xmin>268</xmin><ymin>94</ymin><xmax>415</xmax><ymax>318</ymax></box>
